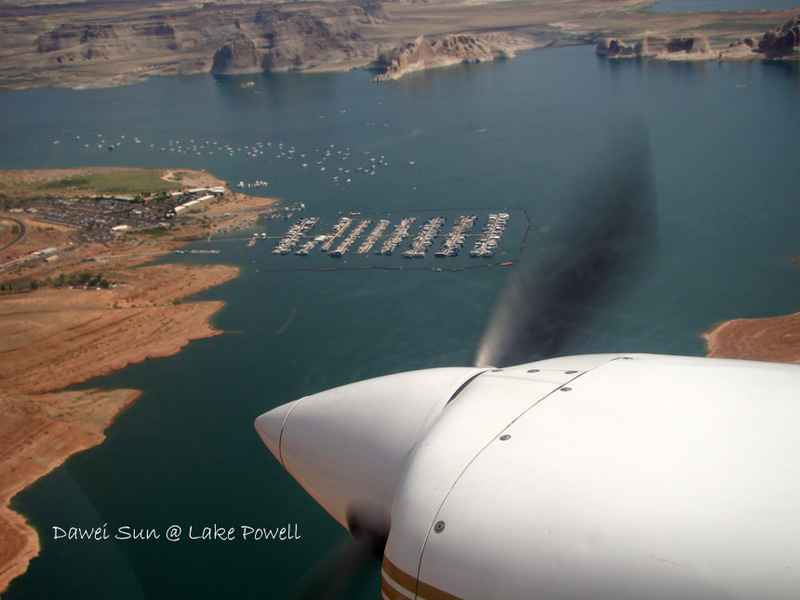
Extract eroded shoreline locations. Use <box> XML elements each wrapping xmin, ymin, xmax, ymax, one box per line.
<box><xmin>0</xmin><ymin>167</ymin><xmax>277</xmax><ymax>593</ymax></box>
<box><xmin>704</xmin><ymin>311</ymin><xmax>800</xmax><ymax>365</ymax></box>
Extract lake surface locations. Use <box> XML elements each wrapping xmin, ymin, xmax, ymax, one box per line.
<box><xmin>3</xmin><ymin>46</ymin><xmax>800</xmax><ymax>599</ymax></box>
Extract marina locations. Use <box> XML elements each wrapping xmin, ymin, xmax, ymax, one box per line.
<box><xmin>253</xmin><ymin>211</ymin><xmax>523</xmax><ymax>265</ymax></box>
<box><xmin>403</xmin><ymin>216</ymin><xmax>447</xmax><ymax>258</ymax></box>
<box><xmin>3</xmin><ymin>41</ymin><xmax>799</xmax><ymax>600</ymax></box>
<box><xmin>378</xmin><ymin>218</ymin><xmax>417</xmax><ymax>255</ymax></box>
<box><xmin>330</xmin><ymin>219</ymin><xmax>372</xmax><ymax>257</ymax></box>
<box><xmin>470</xmin><ymin>213</ymin><xmax>509</xmax><ymax>257</ymax></box>
<box><xmin>436</xmin><ymin>215</ymin><xmax>476</xmax><ymax>257</ymax></box>
<box><xmin>270</xmin><ymin>217</ymin><xmax>319</xmax><ymax>255</ymax></box>
<box><xmin>319</xmin><ymin>217</ymin><xmax>353</xmax><ymax>251</ymax></box>
<box><xmin>356</xmin><ymin>220</ymin><xmax>391</xmax><ymax>254</ymax></box>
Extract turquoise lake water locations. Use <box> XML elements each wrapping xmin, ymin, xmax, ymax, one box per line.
<box><xmin>2</xmin><ymin>45</ymin><xmax>800</xmax><ymax>599</ymax></box>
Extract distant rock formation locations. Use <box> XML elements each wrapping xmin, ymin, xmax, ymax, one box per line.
<box><xmin>597</xmin><ymin>12</ymin><xmax>800</xmax><ymax>62</ymax></box>
<box><xmin>256</xmin><ymin>8</ymin><xmax>366</xmax><ymax>71</ymax></box>
<box><xmin>211</xmin><ymin>34</ymin><xmax>260</xmax><ymax>74</ymax></box>
<box><xmin>372</xmin><ymin>34</ymin><xmax>499</xmax><ymax>81</ymax></box>
<box><xmin>596</xmin><ymin>35</ymin><xmax>713</xmax><ymax>60</ymax></box>
<box><xmin>30</xmin><ymin>5</ymin><xmax>377</xmax><ymax>78</ymax></box>
<box><xmin>640</xmin><ymin>36</ymin><xmax>712</xmax><ymax>56</ymax></box>
<box><xmin>595</xmin><ymin>38</ymin><xmax>635</xmax><ymax>58</ymax></box>
<box><xmin>209</xmin><ymin>7</ymin><xmax>380</xmax><ymax>74</ymax></box>
<box><xmin>36</xmin><ymin>22</ymin><xmax>180</xmax><ymax>62</ymax></box>
<box><xmin>719</xmin><ymin>37</ymin><xmax>759</xmax><ymax>60</ymax></box>
<box><xmin>758</xmin><ymin>12</ymin><xmax>799</xmax><ymax>58</ymax></box>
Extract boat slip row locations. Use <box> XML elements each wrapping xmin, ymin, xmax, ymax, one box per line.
<box><xmin>264</xmin><ymin>213</ymin><xmax>510</xmax><ymax>258</ymax></box>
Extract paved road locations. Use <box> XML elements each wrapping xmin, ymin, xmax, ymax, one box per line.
<box><xmin>0</xmin><ymin>216</ymin><xmax>26</xmax><ymax>253</ymax></box>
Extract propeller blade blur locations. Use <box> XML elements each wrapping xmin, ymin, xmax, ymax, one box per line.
<box><xmin>287</xmin><ymin>535</ymin><xmax>380</xmax><ymax>600</ymax></box>
<box><xmin>475</xmin><ymin>122</ymin><xmax>658</xmax><ymax>368</ymax></box>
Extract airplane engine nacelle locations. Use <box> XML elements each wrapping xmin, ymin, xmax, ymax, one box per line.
<box><xmin>380</xmin><ymin>354</ymin><xmax>800</xmax><ymax>600</ymax></box>
<box><xmin>255</xmin><ymin>366</ymin><xmax>486</xmax><ymax>542</ymax></box>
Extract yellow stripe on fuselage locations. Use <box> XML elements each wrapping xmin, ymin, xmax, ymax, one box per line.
<box><xmin>381</xmin><ymin>556</ymin><xmax>464</xmax><ymax>600</ymax></box>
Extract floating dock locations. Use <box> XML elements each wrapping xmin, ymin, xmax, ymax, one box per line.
<box><xmin>271</xmin><ymin>217</ymin><xmax>319</xmax><ymax>254</ymax></box>
<box><xmin>436</xmin><ymin>215</ymin><xmax>476</xmax><ymax>257</ymax></box>
<box><xmin>256</xmin><ymin>211</ymin><xmax>516</xmax><ymax>261</ymax></box>
<box><xmin>295</xmin><ymin>237</ymin><xmax>319</xmax><ymax>255</ymax></box>
<box><xmin>378</xmin><ymin>217</ymin><xmax>417</xmax><ymax>255</ymax></box>
<box><xmin>319</xmin><ymin>217</ymin><xmax>352</xmax><ymax>251</ymax></box>
<box><xmin>330</xmin><ymin>219</ymin><xmax>372</xmax><ymax>257</ymax></box>
<box><xmin>403</xmin><ymin>216</ymin><xmax>446</xmax><ymax>258</ymax></box>
<box><xmin>470</xmin><ymin>213</ymin><xmax>509</xmax><ymax>257</ymax></box>
<box><xmin>356</xmin><ymin>219</ymin><xmax>390</xmax><ymax>254</ymax></box>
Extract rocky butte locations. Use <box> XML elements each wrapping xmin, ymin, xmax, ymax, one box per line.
<box><xmin>372</xmin><ymin>34</ymin><xmax>512</xmax><ymax>82</ymax></box>
<box><xmin>596</xmin><ymin>12</ymin><xmax>800</xmax><ymax>61</ymax></box>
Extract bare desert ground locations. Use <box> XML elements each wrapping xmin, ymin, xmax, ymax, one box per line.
<box><xmin>704</xmin><ymin>311</ymin><xmax>800</xmax><ymax>365</ymax></box>
<box><xmin>0</xmin><ymin>167</ymin><xmax>276</xmax><ymax>593</ymax></box>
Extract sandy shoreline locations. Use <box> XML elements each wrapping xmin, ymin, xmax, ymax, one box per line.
<box><xmin>0</xmin><ymin>167</ymin><xmax>277</xmax><ymax>594</ymax></box>
<box><xmin>0</xmin><ymin>388</ymin><xmax>142</xmax><ymax>592</ymax></box>
<box><xmin>704</xmin><ymin>312</ymin><xmax>800</xmax><ymax>365</ymax></box>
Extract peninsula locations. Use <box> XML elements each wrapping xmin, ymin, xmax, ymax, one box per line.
<box><xmin>704</xmin><ymin>310</ymin><xmax>800</xmax><ymax>365</ymax></box>
<box><xmin>0</xmin><ymin>0</ymin><xmax>797</xmax><ymax>90</ymax></box>
<box><xmin>0</xmin><ymin>167</ymin><xmax>277</xmax><ymax>593</ymax></box>
<box><xmin>703</xmin><ymin>263</ymin><xmax>800</xmax><ymax>366</ymax></box>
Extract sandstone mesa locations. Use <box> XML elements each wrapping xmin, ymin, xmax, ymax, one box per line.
<box><xmin>597</xmin><ymin>12</ymin><xmax>800</xmax><ymax>61</ymax></box>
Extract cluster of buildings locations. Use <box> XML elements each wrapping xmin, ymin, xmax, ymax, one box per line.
<box><xmin>13</xmin><ymin>187</ymin><xmax>226</xmax><ymax>242</ymax></box>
